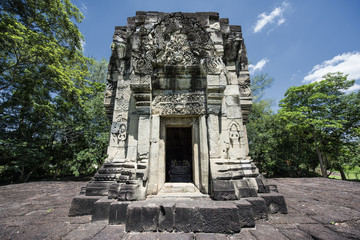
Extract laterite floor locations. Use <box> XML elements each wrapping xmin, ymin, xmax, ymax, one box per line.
<box><xmin>0</xmin><ymin>178</ymin><xmax>359</xmax><ymax>239</ymax></box>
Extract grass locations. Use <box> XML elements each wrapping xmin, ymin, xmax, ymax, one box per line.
<box><xmin>329</xmin><ymin>166</ymin><xmax>360</xmax><ymax>181</ymax></box>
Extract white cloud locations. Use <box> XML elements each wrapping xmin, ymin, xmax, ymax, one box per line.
<box><xmin>253</xmin><ymin>2</ymin><xmax>289</xmax><ymax>33</ymax></box>
<box><xmin>278</xmin><ymin>18</ymin><xmax>286</xmax><ymax>25</ymax></box>
<box><xmin>303</xmin><ymin>52</ymin><xmax>360</xmax><ymax>83</ymax></box>
<box><xmin>344</xmin><ymin>84</ymin><xmax>360</xmax><ymax>93</ymax></box>
<box><xmin>249</xmin><ymin>58</ymin><xmax>269</xmax><ymax>74</ymax></box>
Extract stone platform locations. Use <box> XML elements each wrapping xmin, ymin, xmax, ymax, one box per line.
<box><xmin>69</xmin><ymin>183</ymin><xmax>287</xmax><ymax>233</ymax></box>
<box><xmin>1</xmin><ymin>178</ymin><xmax>360</xmax><ymax>239</ymax></box>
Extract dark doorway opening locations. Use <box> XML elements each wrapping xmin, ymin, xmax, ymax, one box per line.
<box><xmin>166</xmin><ymin>127</ymin><xmax>193</xmax><ymax>182</ymax></box>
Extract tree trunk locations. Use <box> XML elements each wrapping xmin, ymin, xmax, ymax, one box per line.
<box><xmin>339</xmin><ymin>167</ymin><xmax>347</xmax><ymax>180</ymax></box>
<box><xmin>52</xmin><ymin>166</ymin><xmax>59</xmax><ymax>180</ymax></box>
<box><xmin>312</xmin><ymin>128</ymin><xmax>327</xmax><ymax>178</ymax></box>
<box><xmin>20</xmin><ymin>166</ymin><xmax>25</xmax><ymax>182</ymax></box>
<box><xmin>24</xmin><ymin>171</ymin><xmax>33</xmax><ymax>182</ymax></box>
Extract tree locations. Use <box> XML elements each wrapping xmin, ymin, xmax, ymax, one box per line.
<box><xmin>247</xmin><ymin>98</ymin><xmax>318</xmax><ymax>177</ymax></box>
<box><xmin>247</xmin><ymin>72</ymin><xmax>274</xmax><ymax>173</ymax></box>
<box><xmin>247</xmin><ymin>99</ymin><xmax>277</xmax><ymax>173</ymax></box>
<box><xmin>0</xmin><ymin>0</ymin><xmax>93</xmax><ymax>182</ymax></box>
<box><xmin>64</xmin><ymin>59</ymin><xmax>110</xmax><ymax>178</ymax></box>
<box><xmin>48</xmin><ymin>77</ymin><xmax>110</xmax><ymax>179</ymax></box>
<box><xmin>88</xmin><ymin>58</ymin><xmax>108</xmax><ymax>84</ymax></box>
<box><xmin>279</xmin><ymin>72</ymin><xmax>360</xmax><ymax>179</ymax></box>
<box><xmin>247</xmin><ymin>73</ymin><xmax>282</xmax><ymax>175</ymax></box>
<box><xmin>250</xmin><ymin>73</ymin><xmax>274</xmax><ymax>102</ymax></box>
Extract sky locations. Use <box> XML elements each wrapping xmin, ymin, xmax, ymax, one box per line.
<box><xmin>72</xmin><ymin>0</ymin><xmax>360</xmax><ymax>109</ymax></box>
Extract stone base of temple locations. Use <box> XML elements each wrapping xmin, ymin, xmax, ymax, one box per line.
<box><xmin>69</xmin><ymin>189</ymin><xmax>287</xmax><ymax>233</ymax></box>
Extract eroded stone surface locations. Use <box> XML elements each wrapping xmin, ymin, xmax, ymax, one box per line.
<box><xmin>0</xmin><ymin>178</ymin><xmax>360</xmax><ymax>239</ymax></box>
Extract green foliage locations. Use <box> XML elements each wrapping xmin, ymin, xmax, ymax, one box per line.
<box><xmin>248</xmin><ymin>72</ymin><xmax>359</xmax><ymax>178</ymax></box>
<box><xmin>329</xmin><ymin>165</ymin><xmax>360</xmax><ymax>181</ymax></box>
<box><xmin>67</xmin><ymin>87</ymin><xmax>110</xmax><ymax>177</ymax></box>
<box><xmin>247</xmin><ymin>99</ymin><xmax>318</xmax><ymax>177</ymax></box>
<box><xmin>87</xmin><ymin>58</ymin><xmax>108</xmax><ymax>84</ymax></box>
<box><xmin>279</xmin><ymin>72</ymin><xmax>360</xmax><ymax>178</ymax></box>
<box><xmin>247</xmin><ymin>72</ymin><xmax>313</xmax><ymax>177</ymax></box>
<box><xmin>0</xmin><ymin>1</ymin><xmax>110</xmax><ymax>182</ymax></box>
<box><xmin>250</xmin><ymin>73</ymin><xmax>274</xmax><ymax>102</ymax></box>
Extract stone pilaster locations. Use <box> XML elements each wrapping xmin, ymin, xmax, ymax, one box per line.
<box><xmin>199</xmin><ymin>115</ymin><xmax>210</xmax><ymax>193</ymax></box>
<box><xmin>147</xmin><ymin>115</ymin><xmax>160</xmax><ymax>195</ymax></box>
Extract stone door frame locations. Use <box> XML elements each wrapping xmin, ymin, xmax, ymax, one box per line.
<box><xmin>147</xmin><ymin>115</ymin><xmax>209</xmax><ymax>195</ymax></box>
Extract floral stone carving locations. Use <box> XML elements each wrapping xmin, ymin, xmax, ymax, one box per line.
<box><xmin>152</xmin><ymin>92</ymin><xmax>205</xmax><ymax>115</ymax></box>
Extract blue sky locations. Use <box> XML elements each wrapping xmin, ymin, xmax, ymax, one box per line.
<box><xmin>73</xmin><ymin>0</ymin><xmax>360</xmax><ymax>108</ymax></box>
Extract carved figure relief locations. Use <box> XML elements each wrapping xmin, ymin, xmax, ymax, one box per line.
<box><xmin>156</xmin><ymin>33</ymin><xmax>198</xmax><ymax>66</ymax></box>
<box><xmin>152</xmin><ymin>92</ymin><xmax>205</xmax><ymax>115</ymax></box>
<box><xmin>227</xmin><ymin>122</ymin><xmax>244</xmax><ymax>159</ymax></box>
<box><xmin>229</xmin><ymin>123</ymin><xmax>240</xmax><ymax>144</ymax></box>
<box><xmin>237</xmin><ymin>43</ymin><xmax>251</xmax><ymax>97</ymax></box>
<box><xmin>238</xmin><ymin>43</ymin><xmax>248</xmax><ymax>71</ymax></box>
<box><xmin>115</xmin><ymin>84</ymin><xmax>130</xmax><ymax>111</ymax></box>
<box><xmin>132</xmin><ymin>53</ymin><xmax>153</xmax><ymax>75</ymax></box>
<box><xmin>111</xmin><ymin>122</ymin><xmax>127</xmax><ymax>146</ymax></box>
<box><xmin>113</xmin><ymin>33</ymin><xmax>127</xmax><ymax>59</ymax></box>
<box><xmin>238</xmin><ymin>78</ymin><xmax>252</xmax><ymax>97</ymax></box>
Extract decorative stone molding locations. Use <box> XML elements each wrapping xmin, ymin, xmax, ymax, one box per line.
<box><xmin>238</xmin><ymin>77</ymin><xmax>252</xmax><ymax>97</ymax></box>
<box><xmin>201</xmin><ymin>56</ymin><xmax>227</xmax><ymax>75</ymax></box>
<box><xmin>152</xmin><ymin>92</ymin><xmax>206</xmax><ymax>115</ymax></box>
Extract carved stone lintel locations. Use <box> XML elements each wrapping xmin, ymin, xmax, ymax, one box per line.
<box><xmin>152</xmin><ymin>92</ymin><xmax>205</xmax><ymax>115</ymax></box>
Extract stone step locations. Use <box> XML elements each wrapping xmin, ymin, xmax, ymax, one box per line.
<box><xmin>150</xmin><ymin>183</ymin><xmax>209</xmax><ymax>199</ymax></box>
<box><xmin>149</xmin><ymin>192</ymin><xmax>210</xmax><ymax>199</ymax></box>
<box><xmin>107</xmin><ymin>198</ymin><xmax>258</xmax><ymax>233</ymax></box>
<box><xmin>158</xmin><ymin>183</ymin><xmax>200</xmax><ymax>193</ymax></box>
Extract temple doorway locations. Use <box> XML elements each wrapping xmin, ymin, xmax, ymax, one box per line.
<box><xmin>148</xmin><ymin>116</ymin><xmax>208</xmax><ymax>195</ymax></box>
<box><xmin>165</xmin><ymin>127</ymin><xmax>193</xmax><ymax>182</ymax></box>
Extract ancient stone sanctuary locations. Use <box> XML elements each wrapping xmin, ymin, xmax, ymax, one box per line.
<box><xmin>69</xmin><ymin>11</ymin><xmax>287</xmax><ymax>233</ymax></box>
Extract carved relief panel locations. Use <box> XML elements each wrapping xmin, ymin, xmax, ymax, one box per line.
<box><xmin>223</xmin><ymin>121</ymin><xmax>246</xmax><ymax>159</ymax></box>
<box><xmin>152</xmin><ymin>92</ymin><xmax>206</xmax><ymax>115</ymax></box>
<box><xmin>111</xmin><ymin>122</ymin><xmax>127</xmax><ymax>146</ymax></box>
<box><xmin>131</xmin><ymin>13</ymin><xmax>215</xmax><ymax>76</ymax></box>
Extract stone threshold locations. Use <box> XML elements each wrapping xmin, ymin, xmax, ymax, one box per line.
<box><xmin>148</xmin><ymin>182</ymin><xmax>210</xmax><ymax>199</ymax></box>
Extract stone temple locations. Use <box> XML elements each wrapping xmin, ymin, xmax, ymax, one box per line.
<box><xmin>69</xmin><ymin>11</ymin><xmax>287</xmax><ymax>233</ymax></box>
